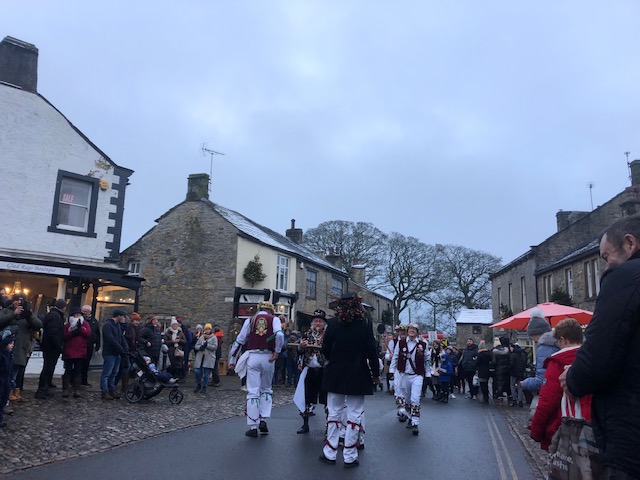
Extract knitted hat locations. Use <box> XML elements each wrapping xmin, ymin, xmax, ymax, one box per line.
<box><xmin>113</xmin><ymin>308</ymin><xmax>127</xmax><ymax>317</ymax></box>
<box><xmin>204</xmin><ymin>323</ymin><xmax>213</xmax><ymax>331</ymax></box>
<box><xmin>131</xmin><ymin>312</ymin><xmax>141</xmax><ymax>321</ymax></box>
<box><xmin>527</xmin><ymin>307</ymin><xmax>551</xmax><ymax>337</ymax></box>
<box><xmin>170</xmin><ymin>318</ymin><xmax>179</xmax><ymax>326</ymax></box>
<box><xmin>143</xmin><ymin>356</ymin><xmax>151</xmax><ymax>363</ymax></box>
<box><xmin>55</xmin><ymin>299</ymin><xmax>67</xmax><ymax>310</ymax></box>
<box><xmin>195</xmin><ymin>324</ymin><xmax>203</xmax><ymax>331</ymax></box>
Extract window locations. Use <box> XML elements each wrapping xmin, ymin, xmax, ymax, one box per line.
<box><xmin>520</xmin><ymin>276</ymin><xmax>527</xmax><ymax>309</ymax></box>
<box><xmin>276</xmin><ymin>255</ymin><xmax>289</xmax><ymax>291</ymax></box>
<box><xmin>565</xmin><ymin>268</ymin><xmax>573</xmax><ymax>299</ymax></box>
<box><xmin>497</xmin><ymin>287</ymin><xmax>501</xmax><ymax>307</ymax></box>
<box><xmin>306</xmin><ymin>270</ymin><xmax>317</xmax><ymax>299</ymax></box>
<box><xmin>585</xmin><ymin>258</ymin><xmax>600</xmax><ymax>299</ymax></box>
<box><xmin>332</xmin><ymin>276</ymin><xmax>344</xmax><ymax>297</ymax></box>
<box><xmin>128</xmin><ymin>261</ymin><xmax>141</xmax><ymax>276</ymax></box>
<box><xmin>472</xmin><ymin>325</ymin><xmax>482</xmax><ymax>335</ymax></box>
<box><xmin>543</xmin><ymin>275</ymin><xmax>554</xmax><ymax>302</ymax></box>
<box><xmin>507</xmin><ymin>283</ymin><xmax>513</xmax><ymax>311</ymax></box>
<box><xmin>48</xmin><ymin>170</ymin><xmax>99</xmax><ymax>237</ymax></box>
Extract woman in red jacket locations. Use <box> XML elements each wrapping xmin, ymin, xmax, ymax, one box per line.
<box><xmin>530</xmin><ymin>318</ymin><xmax>592</xmax><ymax>451</ymax></box>
<box><xmin>62</xmin><ymin>307</ymin><xmax>92</xmax><ymax>398</ymax></box>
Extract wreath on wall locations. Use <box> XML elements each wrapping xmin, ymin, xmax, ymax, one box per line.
<box><xmin>243</xmin><ymin>254</ymin><xmax>267</xmax><ymax>287</ymax></box>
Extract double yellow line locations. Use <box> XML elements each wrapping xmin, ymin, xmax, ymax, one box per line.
<box><xmin>485</xmin><ymin>409</ymin><xmax>520</xmax><ymax>480</ymax></box>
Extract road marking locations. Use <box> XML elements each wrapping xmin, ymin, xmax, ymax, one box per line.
<box><xmin>485</xmin><ymin>410</ymin><xmax>520</xmax><ymax>480</ymax></box>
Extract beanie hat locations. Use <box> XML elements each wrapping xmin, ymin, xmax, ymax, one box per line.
<box><xmin>170</xmin><ymin>318</ymin><xmax>179</xmax><ymax>326</ymax></box>
<box><xmin>131</xmin><ymin>312</ymin><xmax>141</xmax><ymax>321</ymax></box>
<box><xmin>195</xmin><ymin>324</ymin><xmax>203</xmax><ymax>331</ymax></box>
<box><xmin>204</xmin><ymin>323</ymin><xmax>213</xmax><ymax>331</ymax></box>
<box><xmin>143</xmin><ymin>356</ymin><xmax>151</xmax><ymax>363</ymax></box>
<box><xmin>55</xmin><ymin>299</ymin><xmax>67</xmax><ymax>310</ymax></box>
<box><xmin>113</xmin><ymin>308</ymin><xmax>127</xmax><ymax>317</ymax></box>
<box><xmin>527</xmin><ymin>307</ymin><xmax>551</xmax><ymax>337</ymax></box>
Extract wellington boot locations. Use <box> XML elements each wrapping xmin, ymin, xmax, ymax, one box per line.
<box><xmin>8</xmin><ymin>389</ymin><xmax>19</xmax><ymax>402</ymax></box>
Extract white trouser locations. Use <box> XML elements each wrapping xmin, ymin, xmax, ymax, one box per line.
<box><xmin>246</xmin><ymin>352</ymin><xmax>275</xmax><ymax>427</ymax></box>
<box><xmin>323</xmin><ymin>393</ymin><xmax>364</xmax><ymax>464</ymax></box>
<box><xmin>401</xmin><ymin>373</ymin><xmax>423</xmax><ymax>426</ymax></box>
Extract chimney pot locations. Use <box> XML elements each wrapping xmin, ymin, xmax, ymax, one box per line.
<box><xmin>0</xmin><ymin>36</ymin><xmax>38</xmax><ymax>93</ymax></box>
<box><xmin>186</xmin><ymin>173</ymin><xmax>210</xmax><ymax>201</ymax></box>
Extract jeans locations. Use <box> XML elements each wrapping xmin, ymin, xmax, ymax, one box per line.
<box><xmin>510</xmin><ymin>376</ymin><xmax>524</xmax><ymax>403</ymax></box>
<box><xmin>194</xmin><ymin>367</ymin><xmax>212</xmax><ymax>387</ymax></box>
<box><xmin>101</xmin><ymin>355</ymin><xmax>121</xmax><ymax>393</ymax></box>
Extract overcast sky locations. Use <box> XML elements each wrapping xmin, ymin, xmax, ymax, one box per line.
<box><xmin>4</xmin><ymin>1</ymin><xmax>638</xmax><ymax>264</ymax></box>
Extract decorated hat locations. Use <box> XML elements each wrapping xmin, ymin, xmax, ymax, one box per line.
<box><xmin>259</xmin><ymin>301</ymin><xmax>275</xmax><ymax>312</ymax></box>
<box><xmin>395</xmin><ymin>324</ymin><xmax>407</xmax><ymax>331</ymax></box>
<box><xmin>407</xmin><ymin>322</ymin><xmax>420</xmax><ymax>332</ymax></box>
<box><xmin>312</xmin><ymin>309</ymin><xmax>326</xmax><ymax>321</ymax></box>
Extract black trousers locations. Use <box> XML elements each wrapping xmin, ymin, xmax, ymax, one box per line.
<box><xmin>38</xmin><ymin>349</ymin><xmax>60</xmax><ymax>390</ymax></box>
<box><xmin>81</xmin><ymin>344</ymin><xmax>94</xmax><ymax>384</ymax></box>
<box><xmin>465</xmin><ymin>371</ymin><xmax>479</xmax><ymax>396</ymax></box>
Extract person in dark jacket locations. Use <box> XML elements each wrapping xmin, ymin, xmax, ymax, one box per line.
<box><xmin>492</xmin><ymin>336</ymin><xmax>511</xmax><ymax>401</ymax></box>
<box><xmin>100</xmin><ymin>309</ymin><xmax>128</xmax><ymax>400</ymax></box>
<box><xmin>0</xmin><ymin>294</ymin><xmax>42</xmax><ymax>402</ymax></box>
<box><xmin>80</xmin><ymin>305</ymin><xmax>100</xmax><ymax>387</ymax></box>
<box><xmin>508</xmin><ymin>343</ymin><xmax>527</xmax><ymax>407</ymax></box>
<box><xmin>476</xmin><ymin>340</ymin><xmax>492</xmax><ymax>404</ymax></box>
<box><xmin>35</xmin><ymin>299</ymin><xmax>67</xmax><ymax>400</ymax></box>
<box><xmin>0</xmin><ymin>329</ymin><xmax>16</xmax><ymax>428</ymax></box>
<box><xmin>460</xmin><ymin>338</ymin><xmax>479</xmax><ymax>399</ymax></box>
<box><xmin>561</xmin><ymin>216</ymin><xmax>640</xmax><ymax>478</ymax></box>
<box><xmin>319</xmin><ymin>293</ymin><xmax>380</xmax><ymax>468</ymax></box>
<box><xmin>138</xmin><ymin>315</ymin><xmax>162</xmax><ymax>365</ymax></box>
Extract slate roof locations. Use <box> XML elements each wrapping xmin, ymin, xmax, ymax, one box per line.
<box><xmin>205</xmin><ymin>200</ymin><xmax>345</xmax><ymax>274</ymax></box>
<box><xmin>455</xmin><ymin>308</ymin><xmax>494</xmax><ymax>325</ymax></box>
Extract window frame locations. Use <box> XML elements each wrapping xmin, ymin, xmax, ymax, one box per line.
<box><xmin>305</xmin><ymin>269</ymin><xmax>317</xmax><ymax>299</ymax></box>
<box><xmin>520</xmin><ymin>276</ymin><xmax>527</xmax><ymax>310</ymax></box>
<box><xmin>565</xmin><ymin>267</ymin><xmax>573</xmax><ymax>299</ymax></box>
<box><xmin>276</xmin><ymin>254</ymin><xmax>290</xmax><ymax>291</ymax></box>
<box><xmin>128</xmin><ymin>261</ymin><xmax>141</xmax><ymax>276</ymax></box>
<box><xmin>331</xmin><ymin>276</ymin><xmax>344</xmax><ymax>297</ymax></box>
<box><xmin>48</xmin><ymin>170</ymin><xmax>99</xmax><ymax>238</ymax></box>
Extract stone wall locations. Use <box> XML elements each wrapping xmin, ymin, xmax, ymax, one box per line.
<box><xmin>120</xmin><ymin>200</ymin><xmax>239</xmax><ymax>356</ymax></box>
<box><xmin>456</xmin><ymin>323</ymin><xmax>490</xmax><ymax>346</ymax></box>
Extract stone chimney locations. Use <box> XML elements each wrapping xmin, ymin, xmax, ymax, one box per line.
<box><xmin>186</xmin><ymin>173</ymin><xmax>209</xmax><ymax>201</ymax></box>
<box><xmin>350</xmin><ymin>265</ymin><xmax>366</xmax><ymax>285</ymax></box>
<box><xmin>556</xmin><ymin>210</ymin><xmax>589</xmax><ymax>232</ymax></box>
<box><xmin>325</xmin><ymin>247</ymin><xmax>341</xmax><ymax>266</ymax></box>
<box><xmin>285</xmin><ymin>219</ymin><xmax>303</xmax><ymax>244</ymax></box>
<box><xmin>0</xmin><ymin>36</ymin><xmax>38</xmax><ymax>93</ymax></box>
<box><xmin>630</xmin><ymin>160</ymin><xmax>640</xmax><ymax>187</ymax></box>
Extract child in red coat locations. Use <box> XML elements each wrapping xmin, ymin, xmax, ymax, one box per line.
<box><xmin>530</xmin><ymin>318</ymin><xmax>592</xmax><ymax>451</ymax></box>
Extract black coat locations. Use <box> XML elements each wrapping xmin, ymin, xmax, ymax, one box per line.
<box><xmin>321</xmin><ymin>316</ymin><xmax>379</xmax><ymax>396</ymax></box>
<box><xmin>138</xmin><ymin>323</ymin><xmax>162</xmax><ymax>359</ymax></box>
<box><xmin>566</xmin><ymin>251</ymin><xmax>640</xmax><ymax>475</ymax></box>
<box><xmin>102</xmin><ymin>318</ymin><xmax>127</xmax><ymax>356</ymax></box>
<box><xmin>476</xmin><ymin>349</ymin><xmax>492</xmax><ymax>380</ymax></box>
<box><xmin>41</xmin><ymin>307</ymin><xmax>65</xmax><ymax>354</ymax></box>
<box><xmin>508</xmin><ymin>345</ymin><xmax>527</xmax><ymax>380</ymax></box>
<box><xmin>460</xmin><ymin>344</ymin><xmax>479</xmax><ymax>372</ymax></box>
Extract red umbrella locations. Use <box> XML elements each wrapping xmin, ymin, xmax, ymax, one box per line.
<box><xmin>490</xmin><ymin>302</ymin><xmax>593</xmax><ymax>330</ymax></box>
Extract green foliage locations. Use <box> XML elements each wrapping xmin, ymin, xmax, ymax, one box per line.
<box><xmin>381</xmin><ymin>307</ymin><xmax>394</xmax><ymax>326</ymax></box>
<box><xmin>550</xmin><ymin>286</ymin><xmax>573</xmax><ymax>306</ymax></box>
<box><xmin>243</xmin><ymin>254</ymin><xmax>267</xmax><ymax>287</ymax></box>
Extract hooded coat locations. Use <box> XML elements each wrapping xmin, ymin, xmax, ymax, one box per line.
<box><xmin>522</xmin><ymin>331</ymin><xmax>559</xmax><ymax>394</ymax></box>
<box><xmin>0</xmin><ymin>306</ymin><xmax>42</xmax><ymax>367</ymax></box>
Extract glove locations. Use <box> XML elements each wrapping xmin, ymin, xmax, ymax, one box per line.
<box><xmin>199</xmin><ymin>344</ymin><xmax>207</xmax><ymax>352</ymax></box>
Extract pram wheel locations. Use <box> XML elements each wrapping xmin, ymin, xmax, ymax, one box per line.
<box><xmin>126</xmin><ymin>381</ymin><xmax>144</xmax><ymax>403</ymax></box>
<box><xmin>169</xmin><ymin>389</ymin><xmax>184</xmax><ymax>405</ymax></box>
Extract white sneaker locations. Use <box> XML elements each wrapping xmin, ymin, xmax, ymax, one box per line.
<box><xmin>450</xmin><ymin>393</ymin><xmax>456</xmax><ymax>399</ymax></box>
<box><xmin>240</xmin><ymin>385</ymin><xmax>248</xmax><ymax>391</ymax></box>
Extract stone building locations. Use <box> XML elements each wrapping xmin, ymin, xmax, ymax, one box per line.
<box><xmin>490</xmin><ymin>160</ymin><xmax>640</xmax><ymax>324</ymax></box>
<box><xmin>0</xmin><ymin>35</ymin><xmax>141</xmax><ymax>321</ymax></box>
<box><xmin>455</xmin><ymin>308</ymin><xmax>493</xmax><ymax>345</ymax></box>
<box><xmin>120</xmin><ymin>174</ymin><xmax>394</xmax><ymax>362</ymax></box>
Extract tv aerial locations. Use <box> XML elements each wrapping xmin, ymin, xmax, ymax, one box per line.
<box><xmin>201</xmin><ymin>143</ymin><xmax>225</xmax><ymax>192</ymax></box>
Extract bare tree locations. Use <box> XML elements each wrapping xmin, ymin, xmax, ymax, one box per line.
<box><xmin>303</xmin><ymin>220</ymin><xmax>387</xmax><ymax>286</ymax></box>
<box><xmin>381</xmin><ymin>233</ymin><xmax>444</xmax><ymax>325</ymax></box>
<box><xmin>438</xmin><ymin>244</ymin><xmax>502</xmax><ymax>309</ymax></box>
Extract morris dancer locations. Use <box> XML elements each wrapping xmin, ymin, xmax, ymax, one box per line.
<box><xmin>319</xmin><ymin>293</ymin><xmax>379</xmax><ymax>468</ymax></box>
<box><xmin>229</xmin><ymin>301</ymin><xmax>284</xmax><ymax>437</ymax></box>
<box><xmin>390</xmin><ymin>323</ymin><xmax>428</xmax><ymax>435</ymax></box>
<box><xmin>388</xmin><ymin>325</ymin><xmax>408</xmax><ymax>420</ymax></box>
<box><xmin>384</xmin><ymin>325</ymin><xmax>404</xmax><ymax>395</ymax></box>
<box><xmin>295</xmin><ymin>309</ymin><xmax>328</xmax><ymax>434</ymax></box>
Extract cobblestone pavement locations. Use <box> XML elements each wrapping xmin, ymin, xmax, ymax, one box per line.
<box><xmin>0</xmin><ymin>373</ymin><xmax>294</xmax><ymax>476</ymax></box>
<box><xmin>2</xmin><ymin>376</ymin><xmax>551</xmax><ymax>478</ymax></box>
<box><xmin>498</xmin><ymin>401</ymin><xmax>550</xmax><ymax>480</ymax></box>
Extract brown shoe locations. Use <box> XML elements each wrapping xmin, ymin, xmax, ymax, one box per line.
<box><xmin>101</xmin><ymin>392</ymin><xmax>115</xmax><ymax>400</ymax></box>
<box><xmin>8</xmin><ymin>389</ymin><xmax>19</xmax><ymax>402</ymax></box>
<box><xmin>14</xmin><ymin>389</ymin><xmax>26</xmax><ymax>402</ymax></box>
<box><xmin>109</xmin><ymin>390</ymin><xmax>121</xmax><ymax>399</ymax></box>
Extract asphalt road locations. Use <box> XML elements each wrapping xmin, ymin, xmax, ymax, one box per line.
<box><xmin>8</xmin><ymin>391</ymin><xmax>537</xmax><ymax>480</ymax></box>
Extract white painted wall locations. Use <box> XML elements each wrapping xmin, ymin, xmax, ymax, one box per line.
<box><xmin>236</xmin><ymin>236</ymin><xmax>297</xmax><ymax>292</ymax></box>
<box><xmin>0</xmin><ymin>85</ymin><xmax>122</xmax><ymax>265</ymax></box>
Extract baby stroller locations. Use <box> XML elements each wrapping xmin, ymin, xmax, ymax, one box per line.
<box><xmin>125</xmin><ymin>350</ymin><xmax>184</xmax><ymax>404</ymax></box>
